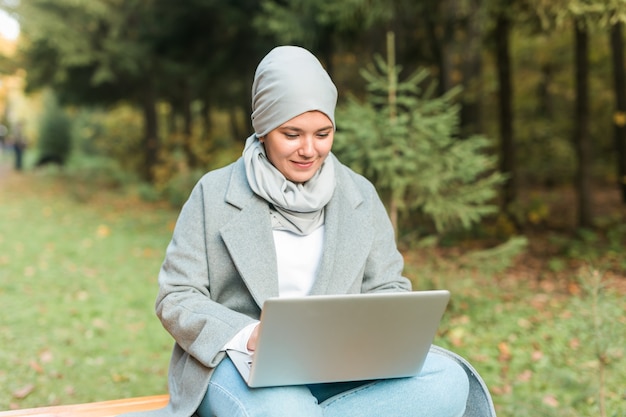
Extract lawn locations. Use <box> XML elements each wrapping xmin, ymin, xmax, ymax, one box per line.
<box><xmin>0</xmin><ymin>162</ymin><xmax>624</xmax><ymax>416</ymax></box>
<box><xmin>0</xmin><ymin>166</ymin><xmax>174</xmax><ymax>409</ymax></box>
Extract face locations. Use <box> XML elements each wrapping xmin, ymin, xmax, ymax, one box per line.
<box><xmin>261</xmin><ymin>111</ymin><xmax>334</xmax><ymax>183</ymax></box>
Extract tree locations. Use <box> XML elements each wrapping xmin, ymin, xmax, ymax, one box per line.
<box><xmin>13</xmin><ymin>0</ymin><xmax>162</xmax><ymax>180</ymax></box>
<box><xmin>491</xmin><ymin>1</ymin><xmax>517</xmax><ymax>216</ymax></box>
<box><xmin>253</xmin><ymin>0</ymin><xmax>393</xmax><ymax>75</ymax></box>
<box><xmin>334</xmin><ymin>33</ymin><xmax>505</xmax><ymax>238</ymax></box>
<box><xmin>573</xmin><ymin>16</ymin><xmax>593</xmax><ymax>227</ymax></box>
<box><xmin>609</xmin><ymin>13</ymin><xmax>626</xmax><ymax>203</ymax></box>
<box><xmin>10</xmin><ymin>0</ymin><xmax>276</xmax><ymax>180</ymax></box>
<box><xmin>527</xmin><ymin>0</ymin><xmax>605</xmax><ymax>228</ymax></box>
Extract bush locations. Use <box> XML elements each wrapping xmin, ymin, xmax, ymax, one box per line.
<box><xmin>36</xmin><ymin>90</ymin><xmax>72</xmax><ymax>165</ymax></box>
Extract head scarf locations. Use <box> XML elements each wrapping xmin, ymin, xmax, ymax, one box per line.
<box><xmin>243</xmin><ymin>46</ymin><xmax>338</xmax><ymax>236</ymax></box>
<box><xmin>251</xmin><ymin>45</ymin><xmax>337</xmax><ymax>137</ymax></box>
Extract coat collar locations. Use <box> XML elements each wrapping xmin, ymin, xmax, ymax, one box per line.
<box><xmin>220</xmin><ymin>155</ymin><xmax>371</xmax><ymax>308</ymax></box>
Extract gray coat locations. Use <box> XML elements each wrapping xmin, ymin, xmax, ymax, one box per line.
<box><xmin>122</xmin><ymin>155</ymin><xmax>411</xmax><ymax>417</ymax></box>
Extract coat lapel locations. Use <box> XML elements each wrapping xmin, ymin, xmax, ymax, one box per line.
<box><xmin>220</xmin><ymin>162</ymin><xmax>280</xmax><ymax>308</ymax></box>
<box><xmin>310</xmin><ymin>161</ymin><xmax>373</xmax><ymax>295</ymax></box>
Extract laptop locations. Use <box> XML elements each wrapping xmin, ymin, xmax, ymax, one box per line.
<box><xmin>226</xmin><ymin>290</ymin><xmax>450</xmax><ymax>387</ymax></box>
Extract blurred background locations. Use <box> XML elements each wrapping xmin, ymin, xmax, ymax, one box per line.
<box><xmin>0</xmin><ymin>1</ymin><xmax>625</xmax><ymax>231</ymax></box>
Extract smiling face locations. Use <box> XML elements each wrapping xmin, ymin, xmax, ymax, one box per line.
<box><xmin>261</xmin><ymin>111</ymin><xmax>334</xmax><ymax>184</ymax></box>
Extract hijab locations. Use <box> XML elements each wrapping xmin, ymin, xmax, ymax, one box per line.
<box><xmin>243</xmin><ymin>46</ymin><xmax>338</xmax><ymax>236</ymax></box>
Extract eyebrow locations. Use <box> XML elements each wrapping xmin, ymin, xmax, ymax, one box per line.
<box><xmin>280</xmin><ymin>125</ymin><xmax>333</xmax><ymax>133</ymax></box>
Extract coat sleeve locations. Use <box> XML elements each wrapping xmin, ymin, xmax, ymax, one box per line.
<box><xmin>154</xmin><ymin>178</ymin><xmax>257</xmax><ymax>369</ymax></box>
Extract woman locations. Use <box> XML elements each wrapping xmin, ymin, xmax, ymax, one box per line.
<box><xmin>125</xmin><ymin>46</ymin><xmax>469</xmax><ymax>417</ymax></box>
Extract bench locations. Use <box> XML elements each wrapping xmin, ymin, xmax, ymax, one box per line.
<box><xmin>0</xmin><ymin>395</ymin><xmax>169</xmax><ymax>417</ymax></box>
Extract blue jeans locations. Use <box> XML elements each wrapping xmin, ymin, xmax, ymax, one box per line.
<box><xmin>197</xmin><ymin>351</ymin><xmax>469</xmax><ymax>417</ymax></box>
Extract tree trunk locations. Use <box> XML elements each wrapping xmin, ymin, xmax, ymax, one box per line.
<box><xmin>459</xmin><ymin>0</ymin><xmax>483</xmax><ymax>136</ymax></box>
<box><xmin>181</xmin><ymin>80</ymin><xmax>197</xmax><ymax>168</ymax></box>
<box><xmin>610</xmin><ymin>21</ymin><xmax>626</xmax><ymax>203</ymax></box>
<box><xmin>438</xmin><ymin>0</ymin><xmax>457</xmax><ymax>95</ymax></box>
<box><xmin>424</xmin><ymin>2</ymin><xmax>450</xmax><ymax>96</ymax></box>
<box><xmin>201</xmin><ymin>99</ymin><xmax>212</xmax><ymax>140</ymax></box>
<box><xmin>573</xmin><ymin>20</ymin><xmax>593</xmax><ymax>228</ymax></box>
<box><xmin>141</xmin><ymin>83</ymin><xmax>159</xmax><ymax>183</ymax></box>
<box><xmin>495</xmin><ymin>11</ymin><xmax>516</xmax><ymax>212</ymax></box>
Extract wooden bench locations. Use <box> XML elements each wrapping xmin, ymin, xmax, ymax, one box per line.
<box><xmin>0</xmin><ymin>395</ymin><xmax>169</xmax><ymax>417</ymax></box>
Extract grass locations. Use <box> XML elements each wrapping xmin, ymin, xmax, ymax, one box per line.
<box><xmin>1</xmin><ymin>160</ymin><xmax>624</xmax><ymax>416</ymax></box>
<box><xmin>0</xmin><ymin>165</ymin><xmax>174</xmax><ymax>409</ymax></box>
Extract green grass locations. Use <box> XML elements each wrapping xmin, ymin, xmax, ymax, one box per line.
<box><xmin>410</xmin><ymin>258</ymin><xmax>626</xmax><ymax>417</ymax></box>
<box><xmin>1</xmin><ymin>164</ymin><xmax>624</xmax><ymax>416</ymax></box>
<box><xmin>0</xmin><ymin>168</ymin><xmax>174</xmax><ymax>409</ymax></box>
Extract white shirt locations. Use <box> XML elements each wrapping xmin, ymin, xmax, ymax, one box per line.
<box><xmin>223</xmin><ymin>226</ymin><xmax>325</xmax><ymax>353</ymax></box>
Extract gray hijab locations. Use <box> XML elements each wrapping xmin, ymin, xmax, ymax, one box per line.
<box><xmin>244</xmin><ymin>46</ymin><xmax>338</xmax><ymax>236</ymax></box>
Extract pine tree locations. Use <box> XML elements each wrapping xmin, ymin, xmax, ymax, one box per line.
<box><xmin>334</xmin><ymin>32</ymin><xmax>505</xmax><ymax>237</ymax></box>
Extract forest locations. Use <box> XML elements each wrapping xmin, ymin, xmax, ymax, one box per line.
<box><xmin>0</xmin><ymin>1</ymin><xmax>625</xmax><ymax>233</ymax></box>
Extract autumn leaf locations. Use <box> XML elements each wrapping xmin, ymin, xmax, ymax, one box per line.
<box><xmin>448</xmin><ymin>327</ymin><xmax>466</xmax><ymax>347</ymax></box>
<box><xmin>542</xmin><ymin>394</ymin><xmax>559</xmax><ymax>407</ymax></box>
<box><xmin>517</xmin><ymin>369</ymin><xmax>533</xmax><ymax>382</ymax></box>
<box><xmin>29</xmin><ymin>360</ymin><xmax>44</xmax><ymax>374</ymax></box>
<box><xmin>498</xmin><ymin>341</ymin><xmax>512</xmax><ymax>362</ymax></box>
<box><xmin>12</xmin><ymin>384</ymin><xmax>35</xmax><ymax>399</ymax></box>
<box><xmin>96</xmin><ymin>224</ymin><xmax>111</xmax><ymax>238</ymax></box>
<box><xmin>40</xmin><ymin>349</ymin><xmax>54</xmax><ymax>363</ymax></box>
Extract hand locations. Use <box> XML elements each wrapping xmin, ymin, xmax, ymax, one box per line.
<box><xmin>247</xmin><ymin>324</ymin><xmax>260</xmax><ymax>351</ymax></box>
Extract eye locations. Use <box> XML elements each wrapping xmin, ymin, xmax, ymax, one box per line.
<box><xmin>284</xmin><ymin>133</ymin><xmax>299</xmax><ymax>139</ymax></box>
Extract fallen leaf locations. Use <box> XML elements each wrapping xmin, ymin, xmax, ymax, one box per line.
<box><xmin>517</xmin><ymin>369</ymin><xmax>533</xmax><ymax>382</ymax></box>
<box><xmin>543</xmin><ymin>395</ymin><xmax>559</xmax><ymax>407</ymax></box>
<box><xmin>12</xmin><ymin>384</ymin><xmax>35</xmax><ymax>399</ymax></box>
<box><xmin>40</xmin><ymin>349</ymin><xmax>54</xmax><ymax>363</ymax></box>
<box><xmin>491</xmin><ymin>384</ymin><xmax>512</xmax><ymax>395</ymax></box>
<box><xmin>498</xmin><ymin>341</ymin><xmax>512</xmax><ymax>362</ymax></box>
<box><xmin>29</xmin><ymin>360</ymin><xmax>44</xmax><ymax>374</ymax></box>
<box><xmin>568</xmin><ymin>282</ymin><xmax>580</xmax><ymax>295</ymax></box>
<box><xmin>112</xmin><ymin>373</ymin><xmax>130</xmax><ymax>383</ymax></box>
<box><xmin>96</xmin><ymin>224</ymin><xmax>111</xmax><ymax>238</ymax></box>
<box><xmin>448</xmin><ymin>327</ymin><xmax>466</xmax><ymax>347</ymax></box>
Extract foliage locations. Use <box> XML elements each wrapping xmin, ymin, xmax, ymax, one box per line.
<box><xmin>334</xmin><ymin>52</ymin><xmax>506</xmax><ymax>234</ymax></box>
<box><xmin>36</xmin><ymin>90</ymin><xmax>72</xmax><ymax>163</ymax></box>
<box><xmin>547</xmin><ymin>224</ymin><xmax>626</xmax><ymax>273</ymax></box>
<box><xmin>70</xmin><ymin>105</ymin><xmax>144</xmax><ymax>175</ymax></box>
<box><xmin>9</xmin><ymin>0</ymin><xmax>272</xmax><ymax>179</ymax></box>
<box><xmin>254</xmin><ymin>0</ymin><xmax>391</xmax><ymax>48</ymax></box>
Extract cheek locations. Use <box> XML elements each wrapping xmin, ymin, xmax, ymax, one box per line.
<box><xmin>320</xmin><ymin>138</ymin><xmax>334</xmax><ymax>155</ymax></box>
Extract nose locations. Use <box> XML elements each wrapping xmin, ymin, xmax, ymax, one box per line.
<box><xmin>298</xmin><ymin>136</ymin><xmax>315</xmax><ymax>157</ymax></box>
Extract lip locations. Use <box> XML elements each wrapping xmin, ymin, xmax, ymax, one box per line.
<box><xmin>291</xmin><ymin>160</ymin><xmax>315</xmax><ymax>169</ymax></box>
